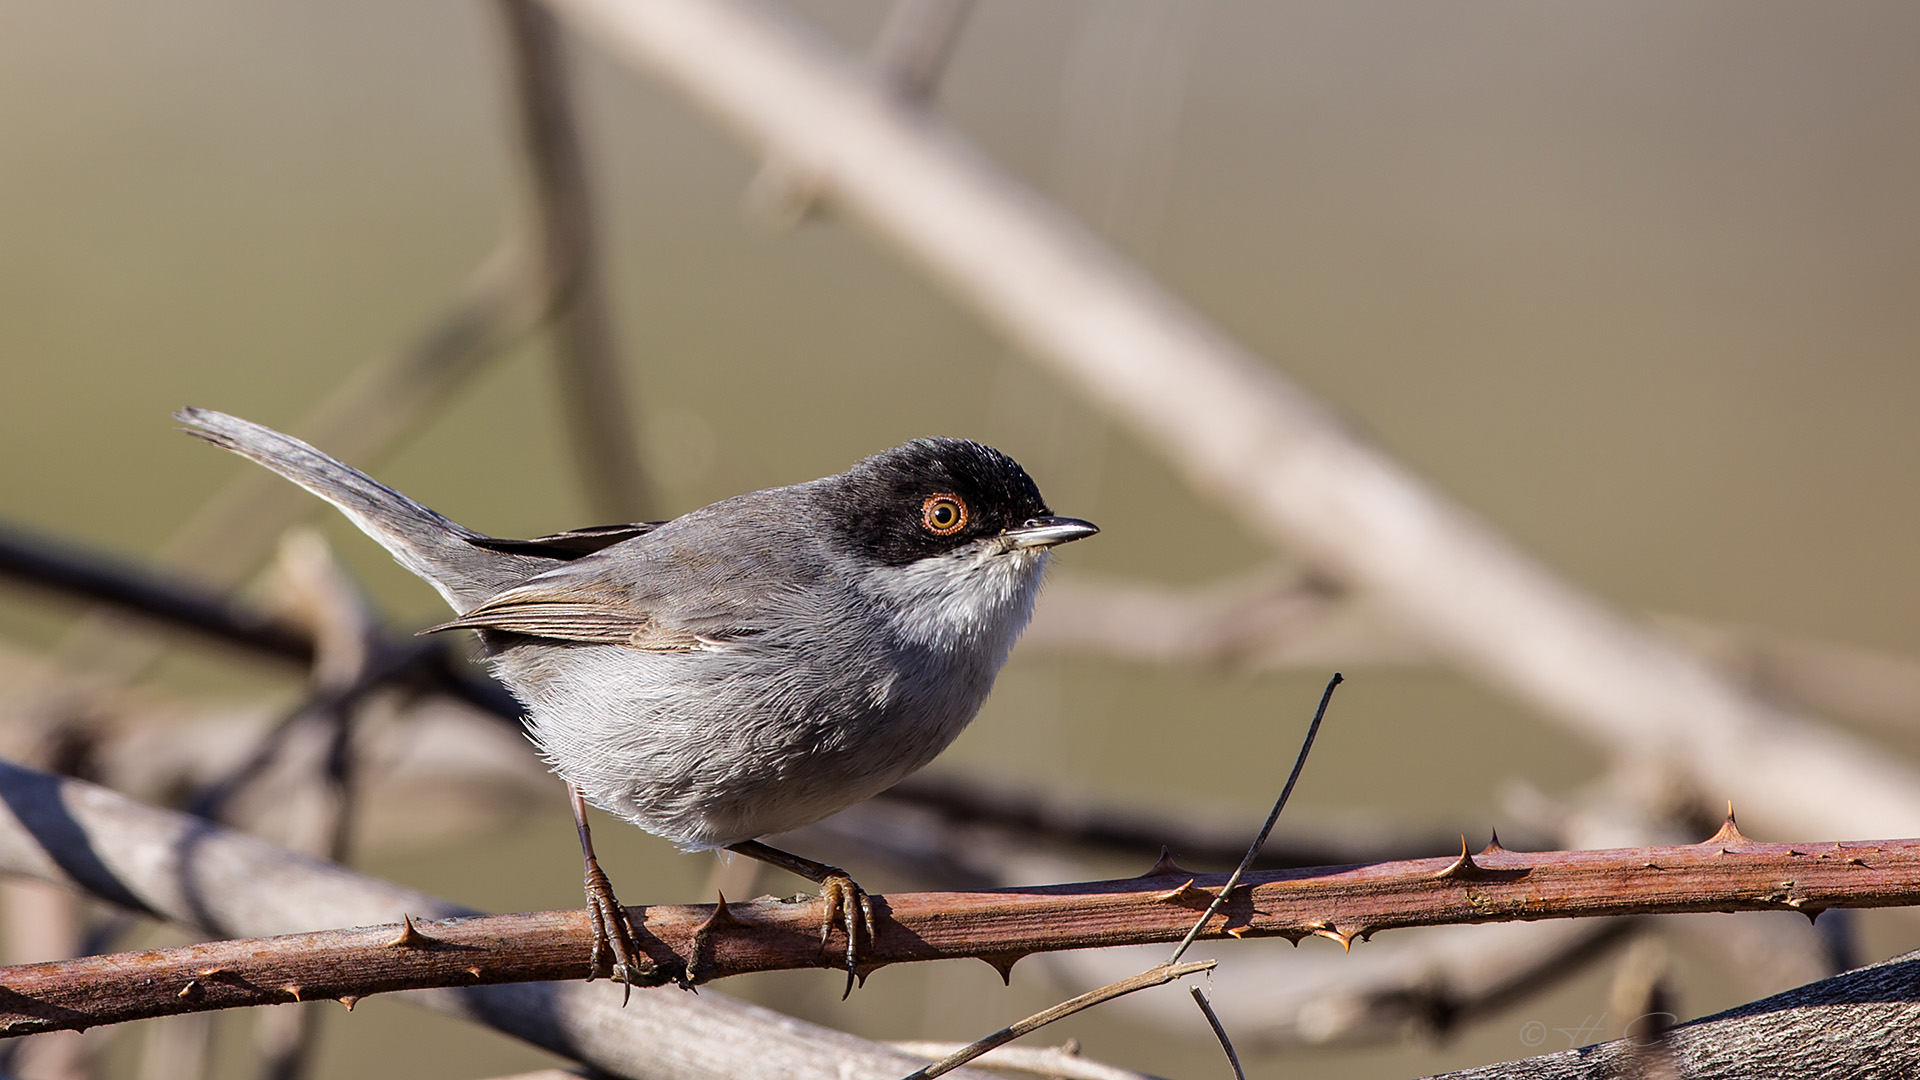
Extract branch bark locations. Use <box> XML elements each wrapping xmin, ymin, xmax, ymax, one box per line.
<box><xmin>5</xmin><ymin>772</ymin><xmax>1918</xmax><ymax>1040</ymax></box>
<box><xmin>1427</xmin><ymin>945</ymin><xmax>1920</xmax><ymax>1079</ymax></box>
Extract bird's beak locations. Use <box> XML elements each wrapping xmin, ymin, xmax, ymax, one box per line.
<box><xmin>1003</xmin><ymin>516</ymin><xmax>1100</xmax><ymax>549</ymax></box>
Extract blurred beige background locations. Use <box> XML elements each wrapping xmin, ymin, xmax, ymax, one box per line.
<box><xmin>2</xmin><ymin>1</ymin><xmax>1919</xmax><ymax>1077</ymax></box>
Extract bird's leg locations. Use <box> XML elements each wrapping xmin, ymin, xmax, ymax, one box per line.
<box><xmin>726</xmin><ymin>839</ymin><xmax>875</xmax><ymax>998</ymax></box>
<box><xmin>570</xmin><ymin>786</ymin><xmax>644</xmax><ymax>1001</ymax></box>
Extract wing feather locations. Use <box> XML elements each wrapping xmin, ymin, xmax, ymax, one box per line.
<box><xmin>422</xmin><ymin>593</ymin><xmax>712</xmax><ymax>651</ymax></box>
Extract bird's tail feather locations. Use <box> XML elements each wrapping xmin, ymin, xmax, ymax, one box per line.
<box><xmin>176</xmin><ymin>407</ymin><xmax>518</xmax><ymax>611</ymax></box>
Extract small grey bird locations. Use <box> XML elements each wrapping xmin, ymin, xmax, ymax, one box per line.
<box><xmin>177</xmin><ymin>408</ymin><xmax>1096</xmax><ymax>993</ymax></box>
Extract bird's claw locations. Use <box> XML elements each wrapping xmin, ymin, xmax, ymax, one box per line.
<box><xmin>583</xmin><ymin>854</ymin><xmax>642</xmax><ymax>1004</ymax></box>
<box><xmin>818</xmin><ymin>870</ymin><xmax>876</xmax><ymax>999</ymax></box>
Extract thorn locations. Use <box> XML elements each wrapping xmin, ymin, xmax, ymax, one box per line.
<box><xmin>1479</xmin><ymin>829</ymin><xmax>1507</xmax><ymax>856</ymax></box>
<box><xmin>1226</xmin><ymin>925</ymin><xmax>1254</xmax><ymax>939</ymax></box>
<box><xmin>464</xmin><ymin>966</ymin><xmax>483</xmax><ymax>981</ymax></box>
<box><xmin>339</xmin><ymin>995</ymin><xmax>360</xmax><ymax>1012</ymax></box>
<box><xmin>698</xmin><ymin>892</ymin><xmax>746</xmax><ymax>934</ymax></box>
<box><xmin>1787</xmin><ymin>848</ymin><xmax>1807</xmax><ymax>857</ymax></box>
<box><xmin>386</xmin><ymin>914</ymin><xmax>431</xmax><ymax>949</ymax></box>
<box><xmin>177</xmin><ymin>979</ymin><xmax>201</xmax><ymax>1001</ymax></box>
<box><xmin>1644</xmin><ymin>861</ymin><xmax>1661</xmax><ymax>870</ymax></box>
<box><xmin>1706</xmin><ymin>803</ymin><xmax>1746</xmax><ymax>847</ymax></box>
<box><xmin>1433</xmin><ymin>836</ymin><xmax>1489</xmax><ymax>881</ymax></box>
<box><xmin>1152</xmin><ymin>878</ymin><xmax>1212</xmax><ymax>906</ymax></box>
<box><xmin>1309</xmin><ymin>922</ymin><xmax>1354</xmax><ymax>952</ymax></box>
<box><xmin>1846</xmin><ymin>856</ymin><xmax>1871</xmax><ymax>868</ymax></box>
<box><xmin>855</xmin><ymin>967</ymin><xmax>873</xmax><ymax>990</ymax></box>
<box><xmin>1142</xmin><ymin>846</ymin><xmax>1190</xmax><ymax>878</ymax></box>
<box><xmin>1784</xmin><ymin>900</ymin><xmax>1824</xmax><ymax>924</ymax></box>
<box><xmin>284</xmin><ymin>985</ymin><xmax>303</xmax><ymax>1002</ymax></box>
<box><xmin>197</xmin><ymin>967</ymin><xmax>229</xmax><ymax>981</ymax></box>
<box><xmin>982</xmin><ymin>954</ymin><xmax>1022</xmax><ymax>985</ymax></box>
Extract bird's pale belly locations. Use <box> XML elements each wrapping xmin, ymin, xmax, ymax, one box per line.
<box><xmin>492</xmin><ymin>638</ymin><xmax>992</xmax><ymax>850</ymax></box>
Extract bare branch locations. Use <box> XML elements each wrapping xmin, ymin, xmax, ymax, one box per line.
<box><xmin>1187</xmin><ymin>987</ymin><xmax>1244</xmax><ymax>1080</ymax></box>
<box><xmin>6</xmin><ymin>762</ymin><xmax>1920</xmax><ymax>1038</ymax></box>
<box><xmin>1021</xmin><ymin>569</ymin><xmax>1432</xmax><ymax>672</ymax></box>
<box><xmin>0</xmin><ymin>520</ymin><xmax>519</xmax><ymax>721</ymax></box>
<box><xmin>745</xmin><ymin>0</ymin><xmax>975</xmax><ymax>226</ymax></box>
<box><xmin>1426</xmin><ymin>945</ymin><xmax>1920</xmax><ymax>1079</ymax></box>
<box><xmin>886</xmin><ymin>1043</ymin><xmax>1159</xmax><ymax>1080</ymax></box>
<box><xmin>497</xmin><ymin>0</ymin><xmax>653</xmax><ymax>521</ymax></box>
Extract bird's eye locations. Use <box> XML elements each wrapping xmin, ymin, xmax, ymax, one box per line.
<box><xmin>921</xmin><ymin>494</ymin><xmax>968</xmax><ymax>536</ymax></box>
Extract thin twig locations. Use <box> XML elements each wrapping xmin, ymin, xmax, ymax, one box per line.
<box><xmin>1169</xmin><ymin>672</ymin><xmax>1340</xmax><ymax>964</ymax></box>
<box><xmin>0</xmin><ymin>519</ymin><xmax>519</xmax><ymax>721</ymax></box>
<box><xmin>498</xmin><ymin>0</ymin><xmax>652</xmax><ymax>521</ymax></box>
<box><xmin>899</xmin><ymin>962</ymin><xmax>1215</xmax><ymax>1080</ymax></box>
<box><xmin>1187</xmin><ymin>987</ymin><xmax>1244</xmax><ymax>1080</ymax></box>
<box><xmin>887</xmin><ymin>1042</ymin><xmax>1161</xmax><ymax>1080</ymax></box>
<box><xmin>745</xmin><ymin>0</ymin><xmax>976</xmax><ymax>226</ymax></box>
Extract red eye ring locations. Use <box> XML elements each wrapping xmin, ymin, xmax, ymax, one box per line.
<box><xmin>921</xmin><ymin>494</ymin><xmax>968</xmax><ymax>536</ymax></box>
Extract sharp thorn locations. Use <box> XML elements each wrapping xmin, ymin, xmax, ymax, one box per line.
<box><xmin>386</xmin><ymin>914</ymin><xmax>431</xmax><ymax>949</ymax></box>
<box><xmin>338</xmin><ymin>995</ymin><xmax>360</xmax><ymax>1011</ymax></box>
<box><xmin>1310</xmin><ymin>923</ymin><xmax>1354</xmax><ymax>951</ymax></box>
<box><xmin>1152</xmin><ymin>878</ymin><xmax>1212</xmax><ymax>906</ymax></box>
<box><xmin>1706</xmin><ymin>802</ymin><xmax>1747</xmax><ymax>846</ymax></box>
<box><xmin>1479</xmin><ymin>829</ymin><xmax>1508</xmax><ymax>855</ymax></box>
<box><xmin>177</xmin><ymin>980</ymin><xmax>201</xmax><ymax>1001</ymax></box>
<box><xmin>1142</xmin><ymin>846</ymin><xmax>1190</xmax><ymax>878</ymax></box>
<box><xmin>983</xmin><ymin>953</ymin><xmax>1022</xmax><ymax>985</ymax></box>
<box><xmin>698</xmin><ymin>892</ymin><xmax>745</xmax><ymax>933</ymax></box>
<box><xmin>1433</xmin><ymin>836</ymin><xmax>1488</xmax><ymax>881</ymax></box>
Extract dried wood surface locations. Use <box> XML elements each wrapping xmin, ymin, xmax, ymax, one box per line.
<box><xmin>1427</xmin><ymin>944</ymin><xmax>1920</xmax><ymax>1079</ymax></box>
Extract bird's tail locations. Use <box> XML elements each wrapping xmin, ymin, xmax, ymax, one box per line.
<box><xmin>176</xmin><ymin>407</ymin><xmax>519</xmax><ymax>611</ymax></box>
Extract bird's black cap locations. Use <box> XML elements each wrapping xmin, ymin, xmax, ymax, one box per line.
<box><xmin>827</xmin><ymin>438</ymin><xmax>1057</xmax><ymax>567</ymax></box>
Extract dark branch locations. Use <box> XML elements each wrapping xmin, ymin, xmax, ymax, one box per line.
<box><xmin>0</xmin><ymin>519</ymin><xmax>520</xmax><ymax>721</ymax></box>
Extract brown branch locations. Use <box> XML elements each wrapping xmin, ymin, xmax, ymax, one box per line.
<box><xmin>8</xmin><ymin>816</ymin><xmax>1920</xmax><ymax>1037</ymax></box>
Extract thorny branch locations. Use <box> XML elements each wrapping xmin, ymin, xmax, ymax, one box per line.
<box><xmin>4</xmin><ymin>781</ymin><xmax>1918</xmax><ymax>1038</ymax></box>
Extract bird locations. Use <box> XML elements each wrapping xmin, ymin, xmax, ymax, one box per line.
<box><xmin>176</xmin><ymin>407</ymin><xmax>1097</xmax><ymax>995</ymax></box>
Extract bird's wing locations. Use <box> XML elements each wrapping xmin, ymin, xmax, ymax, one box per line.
<box><xmin>422</xmin><ymin>522</ymin><xmax>809</xmax><ymax>650</ymax></box>
<box><xmin>464</xmin><ymin>522</ymin><xmax>666</xmax><ymax>560</ymax></box>
<box><xmin>420</xmin><ymin>577</ymin><xmax>720</xmax><ymax>650</ymax></box>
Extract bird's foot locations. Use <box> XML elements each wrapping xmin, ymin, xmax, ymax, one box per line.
<box><xmin>818</xmin><ymin>869</ymin><xmax>876</xmax><ymax>1000</ymax></box>
<box><xmin>583</xmin><ymin>854</ymin><xmax>644</xmax><ymax>1003</ymax></box>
